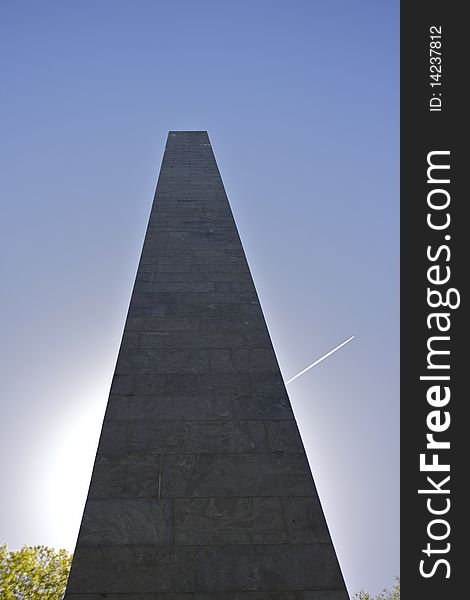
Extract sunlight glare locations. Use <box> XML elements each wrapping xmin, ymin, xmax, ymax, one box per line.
<box><xmin>44</xmin><ymin>388</ymin><xmax>107</xmax><ymax>551</ymax></box>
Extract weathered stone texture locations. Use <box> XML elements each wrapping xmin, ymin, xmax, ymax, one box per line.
<box><xmin>64</xmin><ymin>131</ymin><xmax>347</xmax><ymax>598</ymax></box>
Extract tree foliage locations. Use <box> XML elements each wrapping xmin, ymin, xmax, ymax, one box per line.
<box><xmin>0</xmin><ymin>544</ymin><xmax>72</xmax><ymax>600</ymax></box>
<box><xmin>353</xmin><ymin>577</ymin><xmax>400</xmax><ymax>600</ymax></box>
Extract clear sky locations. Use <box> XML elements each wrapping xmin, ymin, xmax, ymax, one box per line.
<box><xmin>0</xmin><ymin>1</ymin><xmax>399</xmax><ymax>596</ymax></box>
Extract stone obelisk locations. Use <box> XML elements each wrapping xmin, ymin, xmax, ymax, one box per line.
<box><xmin>64</xmin><ymin>131</ymin><xmax>348</xmax><ymax>599</ymax></box>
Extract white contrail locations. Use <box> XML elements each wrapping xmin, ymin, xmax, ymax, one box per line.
<box><xmin>285</xmin><ymin>335</ymin><xmax>355</xmax><ymax>385</ymax></box>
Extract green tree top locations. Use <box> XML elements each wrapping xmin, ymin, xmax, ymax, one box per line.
<box><xmin>0</xmin><ymin>544</ymin><xmax>72</xmax><ymax>600</ymax></box>
<box><xmin>353</xmin><ymin>577</ymin><xmax>400</xmax><ymax>600</ymax></box>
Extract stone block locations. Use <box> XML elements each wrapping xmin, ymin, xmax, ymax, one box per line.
<box><xmin>302</xmin><ymin>593</ymin><xmax>350</xmax><ymax>600</ymax></box>
<box><xmin>161</xmin><ymin>453</ymin><xmax>315</xmax><ymax>497</ymax></box>
<box><xmin>109</xmin><ymin>374</ymin><xmax>134</xmax><ymax>395</ymax></box>
<box><xmin>97</xmin><ymin>420</ymin><xmax>129</xmax><ymax>454</ymax></box>
<box><xmin>233</xmin><ymin>394</ymin><xmax>294</xmax><ymax>420</ymax></box>
<box><xmin>265</xmin><ymin>420</ymin><xmax>305</xmax><ymax>453</ymax></box>
<box><xmin>129</xmin><ymin>420</ymin><xmax>266</xmax><ymax>454</ymax></box>
<box><xmin>138</xmin><ymin>331</ymin><xmax>246</xmax><ymax>349</ymax></box>
<box><xmin>79</xmin><ymin>498</ymin><xmax>173</xmax><ymax>545</ymax></box>
<box><xmin>157</xmin><ymin>594</ymin><xmax>302</xmax><ymax>600</ymax></box>
<box><xmin>174</xmin><ymin>497</ymin><xmax>287</xmax><ymax>544</ymax></box>
<box><xmin>66</xmin><ymin>546</ymin><xmax>195</xmax><ymax>594</ymax></box>
<box><xmin>116</xmin><ymin>348</ymin><xmax>211</xmax><ymax>375</ymax></box>
<box><xmin>65</xmin><ymin>594</ymin><xmax>155</xmax><ymax>600</ymax></box>
<box><xmin>105</xmin><ymin>395</ymin><xmax>232</xmax><ymax>421</ymax></box>
<box><xmin>193</xmin><ymin>544</ymin><xmax>345</xmax><ymax>591</ymax></box>
<box><xmin>281</xmin><ymin>497</ymin><xmax>332</xmax><ymax>543</ymax></box>
<box><xmin>121</xmin><ymin>373</ymin><xmax>252</xmax><ymax>397</ymax></box>
<box><xmin>221</xmin><ymin>348</ymin><xmax>279</xmax><ymax>374</ymax></box>
<box><xmin>88</xmin><ymin>455</ymin><xmax>162</xmax><ymax>498</ymax></box>
<box><xmin>125</xmin><ymin>317</ymin><xmax>200</xmax><ymax>332</ymax></box>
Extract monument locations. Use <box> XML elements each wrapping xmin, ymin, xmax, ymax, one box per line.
<box><xmin>64</xmin><ymin>131</ymin><xmax>348</xmax><ymax>599</ymax></box>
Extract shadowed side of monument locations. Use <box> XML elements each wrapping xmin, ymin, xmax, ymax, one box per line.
<box><xmin>64</xmin><ymin>131</ymin><xmax>349</xmax><ymax>599</ymax></box>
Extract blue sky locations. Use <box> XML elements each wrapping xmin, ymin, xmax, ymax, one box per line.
<box><xmin>0</xmin><ymin>1</ymin><xmax>399</xmax><ymax>596</ymax></box>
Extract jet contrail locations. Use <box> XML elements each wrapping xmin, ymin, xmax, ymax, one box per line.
<box><xmin>285</xmin><ymin>335</ymin><xmax>355</xmax><ymax>385</ymax></box>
